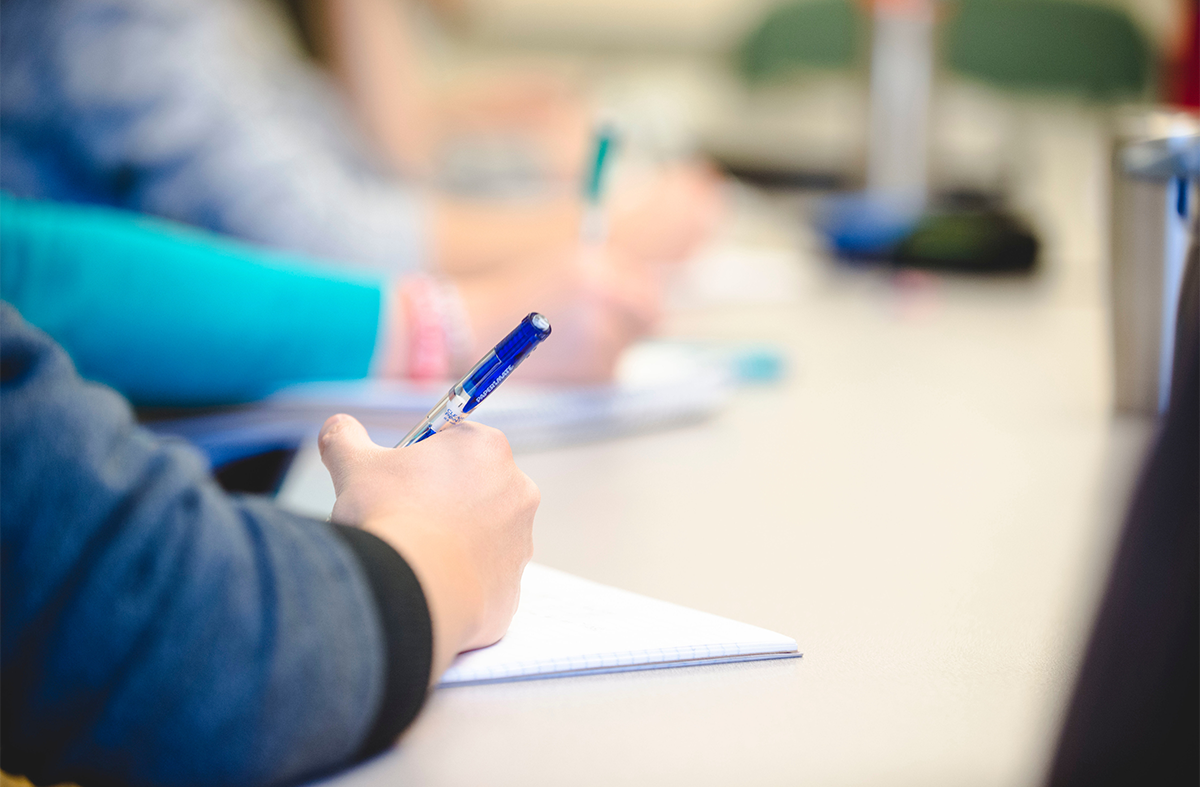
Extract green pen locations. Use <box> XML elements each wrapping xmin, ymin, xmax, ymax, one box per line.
<box><xmin>581</xmin><ymin>124</ymin><xmax>618</xmax><ymax>245</ymax></box>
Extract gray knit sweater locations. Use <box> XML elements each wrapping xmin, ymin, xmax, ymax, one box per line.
<box><xmin>0</xmin><ymin>303</ymin><xmax>433</xmax><ymax>785</ymax></box>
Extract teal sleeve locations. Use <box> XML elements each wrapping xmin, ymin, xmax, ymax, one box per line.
<box><xmin>0</xmin><ymin>195</ymin><xmax>385</xmax><ymax>405</ymax></box>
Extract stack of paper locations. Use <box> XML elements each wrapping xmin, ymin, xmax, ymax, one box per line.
<box><xmin>144</xmin><ymin>343</ymin><xmax>734</xmax><ymax>465</ymax></box>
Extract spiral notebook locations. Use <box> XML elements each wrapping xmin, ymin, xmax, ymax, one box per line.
<box><xmin>439</xmin><ymin>563</ymin><xmax>800</xmax><ymax>687</ymax></box>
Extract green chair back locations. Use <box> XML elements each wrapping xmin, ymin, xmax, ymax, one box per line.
<box><xmin>738</xmin><ymin>0</ymin><xmax>863</xmax><ymax>83</ymax></box>
<box><xmin>943</xmin><ymin>0</ymin><xmax>1153</xmax><ymax>100</ymax></box>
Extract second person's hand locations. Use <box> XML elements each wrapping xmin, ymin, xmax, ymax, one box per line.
<box><xmin>453</xmin><ymin>244</ymin><xmax>661</xmax><ymax>384</ymax></box>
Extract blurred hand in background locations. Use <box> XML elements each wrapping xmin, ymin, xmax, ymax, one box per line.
<box><xmin>316</xmin><ymin>0</ymin><xmax>724</xmax><ymax>279</ymax></box>
<box><xmin>454</xmin><ymin>244</ymin><xmax>662</xmax><ymax>383</ymax></box>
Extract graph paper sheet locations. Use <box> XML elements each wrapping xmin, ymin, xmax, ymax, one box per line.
<box><xmin>439</xmin><ymin>564</ymin><xmax>800</xmax><ymax>687</ymax></box>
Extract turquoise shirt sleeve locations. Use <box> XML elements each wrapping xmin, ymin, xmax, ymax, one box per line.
<box><xmin>0</xmin><ymin>195</ymin><xmax>385</xmax><ymax>405</ymax></box>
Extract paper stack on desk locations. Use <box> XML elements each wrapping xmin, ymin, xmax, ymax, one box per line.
<box><xmin>440</xmin><ymin>564</ymin><xmax>800</xmax><ymax>687</ymax></box>
<box><xmin>145</xmin><ymin>342</ymin><xmax>733</xmax><ymax>466</ymax></box>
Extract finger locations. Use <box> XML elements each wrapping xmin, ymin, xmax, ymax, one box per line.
<box><xmin>318</xmin><ymin>414</ymin><xmax>378</xmax><ymax>495</ymax></box>
<box><xmin>432</xmin><ymin>421</ymin><xmax>514</xmax><ymax>462</ymax></box>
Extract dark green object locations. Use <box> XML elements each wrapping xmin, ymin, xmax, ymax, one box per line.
<box><xmin>585</xmin><ymin>125</ymin><xmax>617</xmax><ymax>203</ymax></box>
<box><xmin>738</xmin><ymin>0</ymin><xmax>861</xmax><ymax>83</ymax></box>
<box><xmin>894</xmin><ymin>210</ymin><xmax>1039</xmax><ymax>273</ymax></box>
<box><xmin>944</xmin><ymin>0</ymin><xmax>1153</xmax><ymax>100</ymax></box>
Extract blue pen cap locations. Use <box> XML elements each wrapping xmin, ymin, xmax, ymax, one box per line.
<box><xmin>459</xmin><ymin>313</ymin><xmax>551</xmax><ymax>412</ymax></box>
<box><xmin>494</xmin><ymin>312</ymin><xmax>552</xmax><ymax>363</ymax></box>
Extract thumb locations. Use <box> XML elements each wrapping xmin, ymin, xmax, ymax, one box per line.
<box><xmin>318</xmin><ymin>414</ymin><xmax>377</xmax><ymax>495</ymax></box>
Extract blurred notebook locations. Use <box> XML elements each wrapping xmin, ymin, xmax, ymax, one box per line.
<box><xmin>440</xmin><ymin>563</ymin><xmax>800</xmax><ymax>687</ymax></box>
<box><xmin>144</xmin><ymin>342</ymin><xmax>734</xmax><ymax>466</ymax></box>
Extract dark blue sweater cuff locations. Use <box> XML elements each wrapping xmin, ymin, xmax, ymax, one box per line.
<box><xmin>330</xmin><ymin>524</ymin><xmax>433</xmax><ymax>758</ymax></box>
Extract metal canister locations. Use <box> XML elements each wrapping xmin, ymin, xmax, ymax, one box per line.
<box><xmin>1109</xmin><ymin>111</ymin><xmax>1199</xmax><ymax>413</ymax></box>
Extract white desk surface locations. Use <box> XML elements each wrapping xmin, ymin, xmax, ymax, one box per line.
<box><xmin>286</xmin><ymin>195</ymin><xmax>1154</xmax><ymax>787</ymax></box>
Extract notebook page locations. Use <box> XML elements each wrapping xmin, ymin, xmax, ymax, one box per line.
<box><xmin>440</xmin><ymin>564</ymin><xmax>799</xmax><ymax>686</ymax></box>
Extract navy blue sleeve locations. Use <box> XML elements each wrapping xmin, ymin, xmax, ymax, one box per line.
<box><xmin>0</xmin><ymin>304</ymin><xmax>432</xmax><ymax>787</ymax></box>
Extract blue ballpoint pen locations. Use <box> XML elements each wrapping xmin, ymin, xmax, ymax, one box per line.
<box><xmin>397</xmin><ymin>313</ymin><xmax>552</xmax><ymax>447</ymax></box>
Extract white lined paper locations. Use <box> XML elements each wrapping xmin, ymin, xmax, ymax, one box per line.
<box><xmin>440</xmin><ymin>564</ymin><xmax>800</xmax><ymax>687</ymax></box>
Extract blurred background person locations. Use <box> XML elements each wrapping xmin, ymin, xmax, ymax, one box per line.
<box><xmin>0</xmin><ymin>0</ymin><xmax>720</xmax><ymax>275</ymax></box>
<box><xmin>283</xmin><ymin>0</ymin><xmax>723</xmax><ymax>266</ymax></box>
<box><xmin>0</xmin><ymin>0</ymin><xmax>722</xmax><ymax>385</ymax></box>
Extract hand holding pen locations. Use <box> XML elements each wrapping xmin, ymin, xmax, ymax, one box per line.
<box><xmin>320</xmin><ymin>314</ymin><xmax>551</xmax><ymax>676</ymax></box>
<box><xmin>320</xmin><ymin>413</ymin><xmax>538</xmax><ymax>678</ymax></box>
